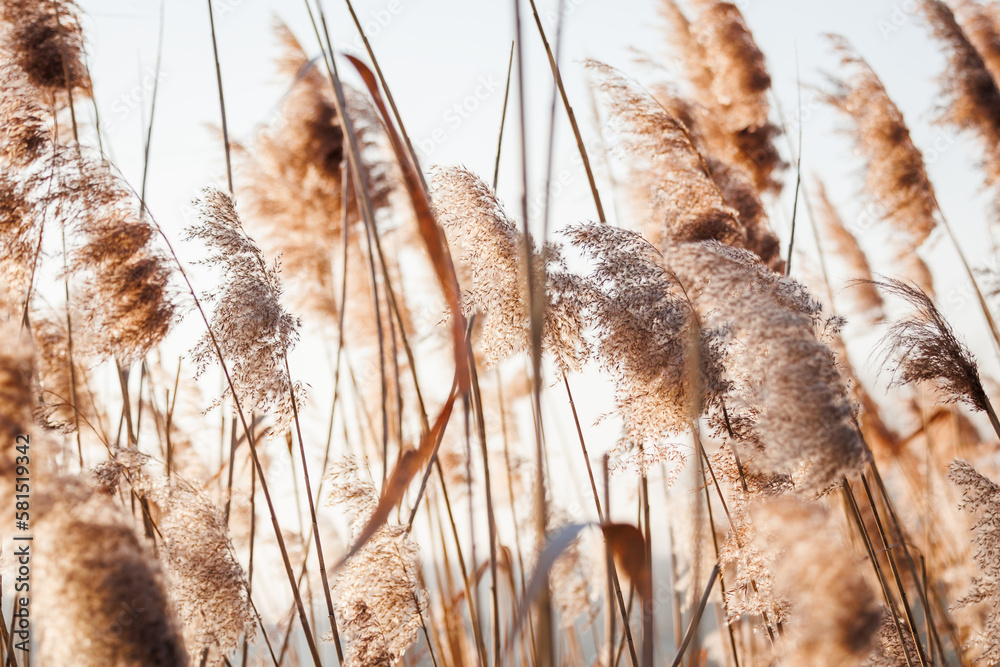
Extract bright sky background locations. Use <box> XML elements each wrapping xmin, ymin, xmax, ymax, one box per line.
<box><xmin>77</xmin><ymin>0</ymin><xmax>1000</xmax><ymax>418</ymax></box>
<box><xmin>66</xmin><ymin>0</ymin><xmax>1000</xmax><ymax>646</ymax></box>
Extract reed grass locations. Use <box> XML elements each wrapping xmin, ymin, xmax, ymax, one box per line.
<box><xmin>8</xmin><ymin>1</ymin><xmax>1000</xmax><ymax>666</ymax></box>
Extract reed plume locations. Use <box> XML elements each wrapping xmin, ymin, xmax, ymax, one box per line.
<box><xmin>660</xmin><ymin>0</ymin><xmax>784</xmax><ymax>193</ymax></box>
<box><xmin>0</xmin><ymin>169</ymin><xmax>41</xmax><ymax>299</ymax></box>
<box><xmin>187</xmin><ymin>187</ymin><xmax>304</xmax><ymax>426</ymax></box>
<box><xmin>668</xmin><ymin>241</ymin><xmax>865</xmax><ymax>493</ymax></box>
<box><xmin>753</xmin><ymin>498</ymin><xmax>882</xmax><ymax>666</ymax></box>
<box><xmin>955</xmin><ymin>1</ymin><xmax>1000</xmax><ymax>85</ymax></box>
<box><xmin>812</xmin><ymin>179</ymin><xmax>885</xmax><ymax>322</ymax></box>
<box><xmin>432</xmin><ymin>165</ymin><xmax>587</xmax><ymax>371</ymax></box>
<box><xmin>873</xmin><ymin>278</ymin><xmax>990</xmax><ymax>413</ymax></box>
<box><xmin>923</xmin><ymin>0</ymin><xmax>1000</xmax><ymax>209</ymax></box>
<box><xmin>652</xmin><ymin>89</ymin><xmax>785</xmax><ymax>270</ymax></box>
<box><xmin>0</xmin><ymin>63</ymin><xmax>51</xmax><ymax>167</ymax></box>
<box><xmin>687</xmin><ymin>0</ymin><xmax>785</xmax><ymax>193</ymax></box>
<box><xmin>825</xmin><ymin>37</ymin><xmax>938</xmax><ymax>293</ymax></box>
<box><xmin>143</xmin><ymin>477</ymin><xmax>255</xmax><ymax>666</ymax></box>
<box><xmin>0</xmin><ymin>0</ymin><xmax>91</xmax><ymax>100</ymax></box>
<box><xmin>32</xmin><ymin>310</ymin><xmax>97</xmax><ymax>432</ymax></box>
<box><xmin>327</xmin><ymin>458</ymin><xmax>428</xmax><ymax>666</ymax></box>
<box><xmin>948</xmin><ymin>459</ymin><xmax>1000</xmax><ymax>662</ymax></box>
<box><xmin>548</xmin><ymin>512</ymin><xmax>599</xmax><ymax>628</ymax></box>
<box><xmin>236</xmin><ymin>24</ymin><xmax>394</xmax><ymax>323</ymax></box>
<box><xmin>566</xmin><ymin>223</ymin><xmax>728</xmax><ymax>446</ymax></box>
<box><xmin>714</xmin><ymin>443</ymin><xmax>793</xmax><ymax>626</ymax></box>
<box><xmin>35</xmin><ymin>477</ymin><xmax>186</xmax><ymax>666</ymax></box>
<box><xmin>64</xmin><ymin>154</ymin><xmax>178</xmax><ymax>363</ymax></box>
<box><xmin>587</xmin><ymin>60</ymin><xmax>745</xmax><ymax>248</ymax></box>
<box><xmin>0</xmin><ymin>322</ymin><xmax>33</xmax><ymax>496</ymax></box>
<box><xmin>864</xmin><ymin>610</ymin><xmax>925</xmax><ymax>667</ymax></box>
<box><xmin>592</xmin><ymin>61</ymin><xmax>787</xmax><ymax>271</ymax></box>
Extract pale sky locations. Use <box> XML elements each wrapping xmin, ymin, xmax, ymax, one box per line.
<box><xmin>72</xmin><ymin>0</ymin><xmax>1000</xmax><ymax>478</ymax></box>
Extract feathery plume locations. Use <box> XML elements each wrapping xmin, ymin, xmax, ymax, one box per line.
<box><xmin>64</xmin><ymin>155</ymin><xmax>178</xmax><ymax>362</ymax></box>
<box><xmin>812</xmin><ymin>179</ymin><xmax>885</xmax><ymax>322</ymax></box>
<box><xmin>592</xmin><ymin>61</ymin><xmax>786</xmax><ymax>270</ymax></box>
<box><xmin>0</xmin><ymin>0</ymin><xmax>91</xmax><ymax>99</ymax></box>
<box><xmin>587</xmin><ymin>60</ymin><xmax>746</xmax><ymax>248</ymax></box>
<box><xmin>327</xmin><ymin>458</ymin><xmax>428</xmax><ymax>666</ymax></box>
<box><xmin>548</xmin><ymin>513</ymin><xmax>599</xmax><ymax>628</ymax></box>
<box><xmin>32</xmin><ymin>311</ymin><xmax>97</xmax><ymax>431</ymax></box>
<box><xmin>955</xmin><ymin>0</ymin><xmax>1000</xmax><ymax>86</ymax></box>
<box><xmin>653</xmin><ymin>86</ymin><xmax>786</xmax><ymax>269</ymax></box>
<box><xmin>0</xmin><ymin>170</ymin><xmax>42</xmax><ymax>298</ymax></box>
<box><xmin>825</xmin><ymin>37</ymin><xmax>939</xmax><ymax>292</ymax></box>
<box><xmin>753</xmin><ymin>497</ymin><xmax>882</xmax><ymax>666</ymax></box>
<box><xmin>873</xmin><ymin>278</ymin><xmax>990</xmax><ymax>413</ymax></box>
<box><xmin>0</xmin><ymin>64</ymin><xmax>51</xmax><ymax>166</ymax></box>
<box><xmin>659</xmin><ymin>0</ymin><xmax>713</xmax><ymax>93</ymax></box>
<box><xmin>566</xmin><ymin>223</ymin><xmax>728</xmax><ymax>444</ymax></box>
<box><xmin>143</xmin><ymin>477</ymin><xmax>255</xmax><ymax>666</ymax></box>
<box><xmin>922</xmin><ymin>0</ymin><xmax>1000</xmax><ymax>205</ymax></box>
<box><xmin>236</xmin><ymin>24</ymin><xmax>393</xmax><ymax>322</ymax></box>
<box><xmin>187</xmin><ymin>187</ymin><xmax>304</xmax><ymax>425</ymax></box>
<box><xmin>432</xmin><ymin>165</ymin><xmax>587</xmax><ymax>371</ymax></box>
<box><xmin>863</xmin><ymin>610</ymin><xmax>925</xmax><ymax>667</ymax></box>
<box><xmin>714</xmin><ymin>441</ymin><xmax>793</xmax><ymax>627</ymax></box>
<box><xmin>948</xmin><ymin>460</ymin><xmax>1000</xmax><ymax>662</ymax></box>
<box><xmin>688</xmin><ymin>0</ymin><xmax>785</xmax><ymax>192</ymax></box>
<box><xmin>703</xmin><ymin>154</ymin><xmax>784</xmax><ymax>271</ymax></box>
<box><xmin>35</xmin><ymin>477</ymin><xmax>186</xmax><ymax>666</ymax></box>
<box><xmin>668</xmin><ymin>241</ymin><xmax>865</xmax><ymax>493</ymax></box>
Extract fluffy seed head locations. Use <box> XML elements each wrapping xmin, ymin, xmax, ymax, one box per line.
<box><xmin>825</xmin><ymin>37</ymin><xmax>938</xmax><ymax>253</ymax></box>
<box><xmin>327</xmin><ymin>458</ymin><xmax>428</xmax><ymax>666</ymax></box>
<box><xmin>187</xmin><ymin>187</ymin><xmax>304</xmax><ymax>427</ymax></box>
<box><xmin>874</xmin><ymin>278</ymin><xmax>988</xmax><ymax>412</ymax></box>
<box><xmin>948</xmin><ymin>460</ymin><xmax>1000</xmax><ymax>663</ymax></box>
<box><xmin>753</xmin><ymin>497</ymin><xmax>882</xmax><ymax>666</ymax></box>
<box><xmin>689</xmin><ymin>0</ymin><xmax>785</xmax><ymax>192</ymax></box>
<box><xmin>668</xmin><ymin>241</ymin><xmax>865</xmax><ymax>493</ymax></box>
<box><xmin>143</xmin><ymin>477</ymin><xmax>255</xmax><ymax>666</ymax></box>
<box><xmin>0</xmin><ymin>0</ymin><xmax>91</xmax><ymax>99</ymax></box>
<box><xmin>432</xmin><ymin>165</ymin><xmax>587</xmax><ymax>371</ymax></box>
<box><xmin>566</xmin><ymin>223</ymin><xmax>728</xmax><ymax>444</ymax></box>
<box><xmin>587</xmin><ymin>60</ymin><xmax>746</xmax><ymax>248</ymax></box>
<box><xmin>812</xmin><ymin>179</ymin><xmax>885</xmax><ymax>323</ymax></box>
<box><xmin>923</xmin><ymin>0</ymin><xmax>1000</xmax><ymax>201</ymax></box>
<box><xmin>34</xmin><ymin>477</ymin><xmax>186</xmax><ymax>667</ymax></box>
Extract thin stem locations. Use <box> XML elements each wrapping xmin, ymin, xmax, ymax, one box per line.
<box><xmin>841</xmin><ymin>479</ymin><xmax>915</xmax><ymax>667</ymax></box>
<box><xmin>669</xmin><ymin>565</ymin><xmax>719</xmax><ymax>667</ymax></box>
<box><xmin>205</xmin><ymin>0</ymin><xmax>234</xmax><ymax>193</ymax></box>
<box><xmin>283</xmin><ymin>353</ymin><xmax>344</xmax><ymax>662</ymax></box>
<box><xmin>526</xmin><ymin>0</ymin><xmax>606</xmax><ymax>222</ymax></box>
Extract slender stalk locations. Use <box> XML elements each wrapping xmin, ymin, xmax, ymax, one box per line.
<box><xmin>510</xmin><ymin>0</ymin><xmax>554</xmax><ymax>661</ymax></box>
<box><xmin>785</xmin><ymin>63</ymin><xmax>803</xmax><ymax>276</ymax></box>
<box><xmin>205</xmin><ymin>0</ymin><xmax>234</xmax><ymax>193</ymax></box>
<box><xmin>283</xmin><ymin>354</ymin><xmax>344</xmax><ymax>661</ymax></box>
<box><xmin>493</xmin><ymin>42</ymin><xmax>515</xmax><ymax>191</ymax></box>
<box><xmin>639</xmin><ymin>471</ymin><xmax>653</xmax><ymax>667</ymax></box>
<box><xmin>669</xmin><ymin>565</ymin><xmax>719</xmax><ymax>667</ymax></box>
<box><xmin>526</xmin><ymin>0</ymin><xmax>606</xmax><ymax>223</ymax></box>
<box><xmin>841</xmin><ymin>479</ymin><xmax>915</xmax><ymax>667</ymax></box>
<box><xmin>603</xmin><ymin>455</ymin><xmax>616</xmax><ymax>667</ymax></box>
<box><xmin>563</xmin><ymin>375</ymin><xmax>639</xmax><ymax>665</ymax></box>
<box><xmin>468</xmin><ymin>347</ymin><xmax>502</xmax><ymax>666</ymax></box>
<box><xmin>859</xmin><ymin>474</ymin><xmax>927</xmax><ymax>666</ymax></box>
